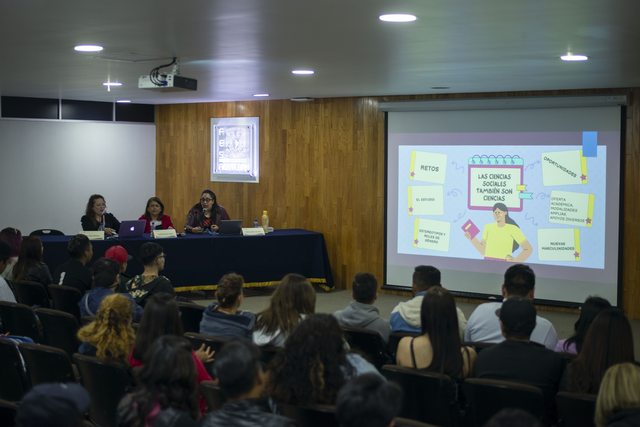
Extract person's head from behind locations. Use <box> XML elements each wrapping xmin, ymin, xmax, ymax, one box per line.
<box><xmin>14</xmin><ymin>235</ymin><xmax>44</xmax><ymax>280</ymax></box>
<box><xmin>134</xmin><ymin>292</ymin><xmax>182</xmax><ymax>360</ymax></box>
<box><xmin>412</xmin><ymin>265</ymin><xmax>441</xmax><ymax>292</ymax></box>
<box><xmin>595</xmin><ymin>363</ymin><xmax>640</xmax><ymax>427</ymax></box>
<box><xmin>77</xmin><ymin>293</ymin><xmax>135</xmax><ymax>363</ymax></box>
<box><xmin>566</xmin><ymin>296</ymin><xmax>611</xmax><ymax>353</ymax></box>
<box><xmin>105</xmin><ymin>245</ymin><xmax>130</xmax><ymax>274</ymax></box>
<box><xmin>484</xmin><ymin>408</ymin><xmax>544</xmax><ymax>427</ymax></box>
<box><xmin>67</xmin><ymin>234</ymin><xmax>93</xmax><ymax>263</ymax></box>
<box><xmin>336</xmin><ymin>373</ymin><xmax>403</xmax><ymax>427</ymax></box>
<box><xmin>499</xmin><ymin>297</ymin><xmax>536</xmax><ymax>341</ymax></box>
<box><xmin>0</xmin><ymin>227</ymin><xmax>22</xmax><ymax>258</ymax></box>
<box><xmin>352</xmin><ymin>272</ymin><xmax>377</xmax><ymax>304</ymax></box>
<box><xmin>502</xmin><ymin>264</ymin><xmax>535</xmax><ymax>298</ymax></box>
<box><xmin>16</xmin><ymin>383</ymin><xmax>90</xmax><ymax>427</ymax></box>
<box><xmin>214</xmin><ymin>340</ymin><xmax>265</xmax><ymax>400</ymax></box>
<box><xmin>420</xmin><ymin>286</ymin><xmax>463</xmax><ymax>376</ymax></box>
<box><xmin>268</xmin><ymin>313</ymin><xmax>347</xmax><ymax>405</ymax></box>
<box><xmin>91</xmin><ymin>257</ymin><xmax>120</xmax><ymax>289</ymax></box>
<box><xmin>216</xmin><ymin>272</ymin><xmax>244</xmax><ymax>309</ymax></box>
<box><xmin>144</xmin><ymin>196</ymin><xmax>165</xmax><ymax>219</ymax></box>
<box><xmin>258</xmin><ymin>273</ymin><xmax>315</xmax><ymax>335</ymax></box>
<box><xmin>139</xmin><ymin>242</ymin><xmax>165</xmax><ymax>269</ymax></box>
<box><xmin>0</xmin><ymin>240</ymin><xmax>11</xmax><ymax>274</ymax></box>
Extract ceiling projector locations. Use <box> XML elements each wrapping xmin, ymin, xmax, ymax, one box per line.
<box><xmin>138</xmin><ymin>73</ymin><xmax>197</xmax><ymax>91</ymax></box>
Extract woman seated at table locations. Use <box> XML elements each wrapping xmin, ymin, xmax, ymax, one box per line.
<box><xmin>13</xmin><ymin>235</ymin><xmax>53</xmax><ymax>286</ymax></box>
<box><xmin>184</xmin><ymin>190</ymin><xmax>229</xmax><ymax>233</ymax></box>
<box><xmin>81</xmin><ymin>194</ymin><xmax>120</xmax><ymax>236</ymax></box>
<box><xmin>138</xmin><ymin>196</ymin><xmax>174</xmax><ymax>233</ymax></box>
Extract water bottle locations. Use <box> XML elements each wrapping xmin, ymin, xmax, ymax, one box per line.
<box><xmin>261</xmin><ymin>210</ymin><xmax>269</xmax><ymax>232</ymax></box>
<box><xmin>253</xmin><ymin>218</ymin><xmax>259</xmax><ymax>228</ymax></box>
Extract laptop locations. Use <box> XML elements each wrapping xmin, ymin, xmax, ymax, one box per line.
<box><xmin>118</xmin><ymin>220</ymin><xmax>146</xmax><ymax>238</ymax></box>
<box><xmin>218</xmin><ymin>219</ymin><xmax>243</xmax><ymax>235</ymax></box>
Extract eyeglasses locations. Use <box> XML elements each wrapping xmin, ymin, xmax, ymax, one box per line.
<box><xmin>200</xmin><ymin>198</ymin><xmax>213</xmax><ymax>202</ymax></box>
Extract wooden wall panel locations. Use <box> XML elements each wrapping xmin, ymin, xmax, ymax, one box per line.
<box><xmin>156</xmin><ymin>89</ymin><xmax>640</xmax><ymax>319</ymax></box>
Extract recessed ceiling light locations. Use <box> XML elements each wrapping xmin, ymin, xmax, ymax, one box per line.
<box><xmin>74</xmin><ymin>45</ymin><xmax>103</xmax><ymax>52</ymax></box>
<box><xmin>291</xmin><ymin>69</ymin><xmax>315</xmax><ymax>75</ymax></box>
<box><xmin>253</xmin><ymin>93</ymin><xmax>270</xmax><ymax>97</ymax></box>
<box><xmin>560</xmin><ymin>54</ymin><xmax>588</xmax><ymax>61</ymax></box>
<box><xmin>102</xmin><ymin>82</ymin><xmax>122</xmax><ymax>87</ymax></box>
<box><xmin>379</xmin><ymin>14</ymin><xmax>417</xmax><ymax>22</ymax></box>
<box><xmin>116</xmin><ymin>100</ymin><xmax>131</xmax><ymax>103</ymax></box>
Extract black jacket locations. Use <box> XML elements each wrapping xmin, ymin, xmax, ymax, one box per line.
<box><xmin>607</xmin><ymin>409</ymin><xmax>640</xmax><ymax>427</ymax></box>
<box><xmin>81</xmin><ymin>213</ymin><xmax>120</xmax><ymax>232</ymax></box>
<box><xmin>200</xmin><ymin>399</ymin><xmax>294</xmax><ymax>427</ymax></box>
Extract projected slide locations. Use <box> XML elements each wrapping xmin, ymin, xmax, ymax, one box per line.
<box><xmin>398</xmin><ymin>140</ymin><xmax>606</xmax><ymax>269</ymax></box>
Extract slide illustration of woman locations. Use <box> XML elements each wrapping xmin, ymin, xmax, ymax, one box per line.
<box><xmin>466</xmin><ymin>203</ymin><xmax>532</xmax><ymax>262</ymax></box>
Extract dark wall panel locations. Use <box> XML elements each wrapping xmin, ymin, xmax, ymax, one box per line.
<box><xmin>1</xmin><ymin>96</ymin><xmax>58</xmax><ymax>119</ymax></box>
<box><xmin>61</xmin><ymin>99</ymin><xmax>112</xmax><ymax>121</ymax></box>
<box><xmin>115</xmin><ymin>103</ymin><xmax>155</xmax><ymax>123</ymax></box>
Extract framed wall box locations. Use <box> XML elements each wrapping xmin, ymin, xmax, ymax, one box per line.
<box><xmin>210</xmin><ymin>116</ymin><xmax>259</xmax><ymax>183</ymax></box>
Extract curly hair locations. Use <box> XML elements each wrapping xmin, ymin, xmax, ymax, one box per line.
<box><xmin>255</xmin><ymin>273</ymin><xmax>315</xmax><ymax>336</ymax></box>
<box><xmin>77</xmin><ymin>294</ymin><xmax>135</xmax><ymax>364</ymax></box>
<box><xmin>267</xmin><ymin>313</ymin><xmax>351</xmax><ymax>405</ymax></box>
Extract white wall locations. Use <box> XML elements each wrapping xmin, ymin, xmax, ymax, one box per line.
<box><xmin>0</xmin><ymin>119</ymin><xmax>156</xmax><ymax>235</ymax></box>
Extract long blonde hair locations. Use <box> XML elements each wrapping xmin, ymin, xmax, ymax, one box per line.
<box><xmin>77</xmin><ymin>294</ymin><xmax>135</xmax><ymax>364</ymax></box>
<box><xmin>595</xmin><ymin>362</ymin><xmax>640</xmax><ymax>427</ymax></box>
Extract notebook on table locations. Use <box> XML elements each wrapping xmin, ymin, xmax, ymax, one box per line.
<box><xmin>218</xmin><ymin>219</ymin><xmax>242</xmax><ymax>235</ymax></box>
<box><xmin>118</xmin><ymin>220</ymin><xmax>146</xmax><ymax>238</ymax></box>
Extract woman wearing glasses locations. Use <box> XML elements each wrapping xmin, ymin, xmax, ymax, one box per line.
<box><xmin>184</xmin><ymin>189</ymin><xmax>230</xmax><ymax>233</ymax></box>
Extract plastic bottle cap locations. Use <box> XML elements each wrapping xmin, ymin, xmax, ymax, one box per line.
<box><xmin>263</xmin><ymin>210</ymin><xmax>268</xmax><ymax>215</ymax></box>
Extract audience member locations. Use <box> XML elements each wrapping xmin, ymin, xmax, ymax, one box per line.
<box><xmin>253</xmin><ymin>273</ymin><xmax>316</xmax><ymax>347</ymax></box>
<box><xmin>105</xmin><ymin>245</ymin><xmax>132</xmax><ymax>292</ymax></box>
<box><xmin>0</xmin><ymin>226</ymin><xmax>21</xmax><ymax>280</ymax></box>
<box><xmin>201</xmin><ymin>340</ymin><xmax>294</xmax><ymax>427</ymax></box>
<box><xmin>334</xmin><ymin>272</ymin><xmax>390</xmax><ymax>343</ymax></box>
<box><xmin>595</xmin><ymin>363</ymin><xmax>640</xmax><ymax>427</ymax></box>
<box><xmin>396</xmin><ymin>286</ymin><xmax>476</xmax><ymax>378</ymax></box>
<box><xmin>12</xmin><ymin>235</ymin><xmax>53</xmax><ymax>286</ymax></box>
<box><xmin>79</xmin><ymin>258</ymin><xmax>143</xmax><ymax>322</ymax></box>
<box><xmin>562</xmin><ymin>308</ymin><xmax>635</xmax><ymax>394</ymax></box>
<box><xmin>52</xmin><ymin>234</ymin><xmax>93</xmax><ymax>293</ymax></box>
<box><xmin>390</xmin><ymin>265</ymin><xmax>467</xmax><ymax>337</ymax></box>
<box><xmin>200</xmin><ymin>273</ymin><xmax>255</xmax><ymax>339</ymax></box>
<box><xmin>336</xmin><ymin>373</ymin><xmax>403</xmax><ymax>427</ymax></box>
<box><xmin>117</xmin><ymin>335</ymin><xmax>200</xmax><ymax>427</ymax></box>
<box><xmin>0</xmin><ymin>240</ymin><xmax>16</xmax><ymax>302</ymax></box>
<box><xmin>267</xmin><ymin>313</ymin><xmax>380</xmax><ymax>406</ymax></box>
<box><xmin>473</xmin><ymin>297</ymin><xmax>564</xmax><ymax>422</ymax></box>
<box><xmin>484</xmin><ymin>408</ymin><xmax>544</xmax><ymax>427</ymax></box>
<box><xmin>130</xmin><ymin>293</ymin><xmax>213</xmax><ymax>413</ymax></box>
<box><xmin>81</xmin><ymin>193</ymin><xmax>120</xmax><ymax>236</ymax></box>
<box><xmin>125</xmin><ymin>242</ymin><xmax>173</xmax><ymax>307</ymax></box>
<box><xmin>185</xmin><ymin>189</ymin><xmax>230</xmax><ymax>233</ymax></box>
<box><xmin>77</xmin><ymin>293</ymin><xmax>135</xmax><ymax>365</ymax></box>
<box><xmin>139</xmin><ymin>196</ymin><xmax>175</xmax><ymax>233</ymax></box>
<box><xmin>555</xmin><ymin>295</ymin><xmax>611</xmax><ymax>354</ymax></box>
<box><xmin>16</xmin><ymin>383</ymin><xmax>90</xmax><ymax>427</ymax></box>
<box><xmin>464</xmin><ymin>264</ymin><xmax>558</xmax><ymax>349</ymax></box>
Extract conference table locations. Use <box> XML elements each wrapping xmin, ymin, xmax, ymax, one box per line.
<box><xmin>41</xmin><ymin>229</ymin><xmax>334</xmax><ymax>292</ymax></box>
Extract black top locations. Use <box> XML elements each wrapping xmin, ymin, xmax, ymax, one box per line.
<box><xmin>22</xmin><ymin>262</ymin><xmax>53</xmax><ymax>286</ymax></box>
<box><xmin>200</xmin><ymin>399</ymin><xmax>294</xmax><ymax>427</ymax></box>
<box><xmin>607</xmin><ymin>409</ymin><xmax>640</xmax><ymax>427</ymax></box>
<box><xmin>126</xmin><ymin>274</ymin><xmax>174</xmax><ymax>307</ymax></box>
<box><xmin>81</xmin><ymin>212</ymin><xmax>121</xmax><ymax>232</ymax></box>
<box><xmin>53</xmin><ymin>258</ymin><xmax>92</xmax><ymax>293</ymax></box>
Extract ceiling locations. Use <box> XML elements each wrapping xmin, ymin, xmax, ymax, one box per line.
<box><xmin>1</xmin><ymin>0</ymin><xmax>639</xmax><ymax>105</ymax></box>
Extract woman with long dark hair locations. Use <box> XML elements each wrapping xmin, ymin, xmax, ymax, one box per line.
<box><xmin>466</xmin><ymin>202</ymin><xmax>532</xmax><ymax>262</ymax></box>
<box><xmin>117</xmin><ymin>335</ymin><xmax>199</xmax><ymax>426</ymax></box>
<box><xmin>0</xmin><ymin>227</ymin><xmax>21</xmax><ymax>280</ymax></box>
<box><xmin>81</xmin><ymin>194</ymin><xmax>120</xmax><ymax>236</ymax></box>
<box><xmin>555</xmin><ymin>296</ymin><xmax>611</xmax><ymax>354</ymax></box>
<box><xmin>396</xmin><ymin>286</ymin><xmax>476</xmax><ymax>378</ymax></box>
<box><xmin>267</xmin><ymin>313</ymin><xmax>379</xmax><ymax>406</ymax></box>
<box><xmin>12</xmin><ymin>235</ymin><xmax>53</xmax><ymax>285</ymax></box>
<box><xmin>184</xmin><ymin>189</ymin><xmax>229</xmax><ymax>233</ymax></box>
<box><xmin>253</xmin><ymin>273</ymin><xmax>316</xmax><ymax>347</ymax></box>
<box><xmin>562</xmin><ymin>308</ymin><xmax>635</xmax><ymax>394</ymax></box>
<box><xmin>138</xmin><ymin>197</ymin><xmax>175</xmax><ymax>234</ymax></box>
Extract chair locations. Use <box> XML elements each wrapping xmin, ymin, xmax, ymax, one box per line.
<box><xmin>73</xmin><ymin>353</ymin><xmax>132</xmax><ymax>427</ymax></box>
<box><xmin>381</xmin><ymin>365</ymin><xmax>460</xmax><ymax>427</ymax></box>
<box><xmin>29</xmin><ymin>229</ymin><xmax>65</xmax><ymax>236</ymax></box>
<box><xmin>48</xmin><ymin>284</ymin><xmax>82</xmax><ymax>320</ymax></box>
<box><xmin>0</xmin><ymin>301</ymin><xmax>42</xmax><ymax>341</ymax></box>
<box><xmin>11</xmin><ymin>280</ymin><xmax>50</xmax><ymax>308</ymax></box>
<box><xmin>463</xmin><ymin>378</ymin><xmax>544</xmax><ymax>427</ymax></box>
<box><xmin>0</xmin><ymin>338</ymin><xmax>30</xmax><ymax>401</ymax></box>
<box><xmin>34</xmin><ymin>308</ymin><xmax>80</xmax><ymax>356</ymax></box>
<box><xmin>177</xmin><ymin>302</ymin><xmax>205</xmax><ymax>333</ymax></box>
<box><xmin>200</xmin><ymin>382</ymin><xmax>225</xmax><ymax>412</ymax></box>
<box><xmin>280</xmin><ymin>403</ymin><xmax>338</xmax><ymax>427</ymax></box>
<box><xmin>184</xmin><ymin>332</ymin><xmax>230</xmax><ymax>353</ymax></box>
<box><xmin>556</xmin><ymin>391</ymin><xmax>596</xmax><ymax>427</ymax></box>
<box><xmin>388</xmin><ymin>331</ymin><xmax>420</xmax><ymax>357</ymax></box>
<box><xmin>342</xmin><ymin>326</ymin><xmax>393</xmax><ymax>369</ymax></box>
<box><xmin>0</xmin><ymin>399</ymin><xmax>18</xmax><ymax>427</ymax></box>
<box><xmin>18</xmin><ymin>342</ymin><xmax>76</xmax><ymax>386</ymax></box>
